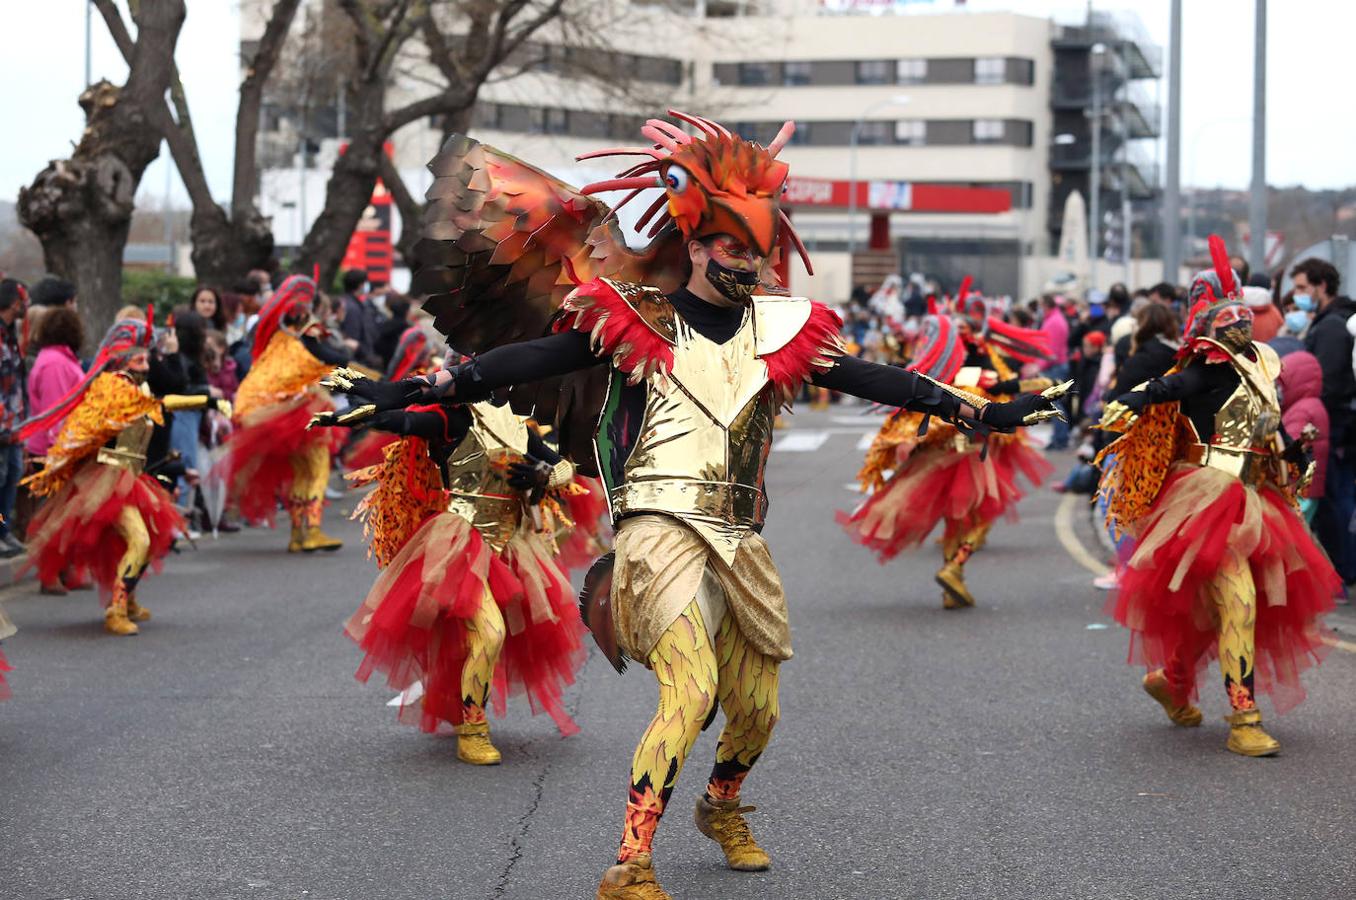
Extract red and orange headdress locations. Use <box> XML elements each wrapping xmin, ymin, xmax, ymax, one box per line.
<box><xmin>252</xmin><ymin>275</ymin><xmax>317</xmax><ymax>363</ymax></box>
<box><xmin>385</xmin><ymin>326</ymin><xmax>433</xmax><ymax>381</ymax></box>
<box><xmin>17</xmin><ymin>313</ymin><xmax>155</xmax><ymax>443</ymax></box>
<box><xmin>1180</xmin><ymin>234</ymin><xmax>1247</xmax><ymax>357</ymax></box>
<box><xmin>577</xmin><ymin>109</ymin><xmax>812</xmax><ymax>273</ymax></box>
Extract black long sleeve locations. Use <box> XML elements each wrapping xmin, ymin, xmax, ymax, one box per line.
<box><xmin>812</xmin><ymin>355</ymin><xmax>959</xmax><ymax>417</ymax></box>
<box><xmin>302</xmin><ymin>334</ymin><xmax>353</xmax><ymax>366</ymax></box>
<box><xmin>449</xmin><ymin>331</ymin><xmax>601</xmax><ymax>402</ymax></box>
<box><xmin>527</xmin><ymin>428</ymin><xmax>563</xmax><ymax>465</ymax></box>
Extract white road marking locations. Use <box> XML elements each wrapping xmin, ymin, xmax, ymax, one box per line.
<box><xmin>856</xmin><ymin>433</ymin><xmax>875</xmax><ymax>451</ymax></box>
<box><xmin>1055</xmin><ymin>494</ymin><xmax>1111</xmax><ymax>577</ymax></box>
<box><xmin>773</xmin><ymin>431</ymin><xmax>831</xmax><ymax>452</ymax></box>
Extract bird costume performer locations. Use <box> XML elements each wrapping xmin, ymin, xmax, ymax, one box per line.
<box><xmin>320</xmin><ymin>111</ymin><xmax>1065</xmax><ymax>900</ymax></box>
<box><xmin>222</xmin><ymin>275</ymin><xmax>345</xmax><ymax>553</ymax></box>
<box><xmin>17</xmin><ymin>317</ymin><xmax>225</xmax><ymax>635</ymax></box>
<box><xmin>322</xmin><ymin>392</ymin><xmax>587</xmax><ymax>764</ymax></box>
<box><xmin>1097</xmin><ymin>236</ymin><xmax>1338</xmax><ymax>757</ymax></box>
<box><xmin>840</xmin><ymin>285</ymin><xmax>1057</xmax><ymax>608</ymax></box>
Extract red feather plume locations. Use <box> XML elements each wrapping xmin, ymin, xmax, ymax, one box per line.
<box><xmin>1208</xmin><ymin>234</ymin><xmax>1237</xmax><ymax>298</ymax></box>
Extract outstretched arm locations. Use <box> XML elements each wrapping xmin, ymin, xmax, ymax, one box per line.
<box><xmin>1115</xmin><ymin>359</ymin><xmax>1222</xmax><ymax>411</ymax></box>
<box><xmin>325</xmin><ymin>331</ymin><xmax>599</xmax><ymax>410</ymax></box>
<box><xmin>813</xmin><ymin>355</ymin><xmax>1067</xmax><ymax>430</ymax></box>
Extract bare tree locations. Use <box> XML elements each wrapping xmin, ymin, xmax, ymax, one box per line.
<box><xmin>93</xmin><ymin>0</ymin><xmax>304</xmax><ymax>288</ymax></box>
<box><xmin>17</xmin><ymin>0</ymin><xmax>187</xmax><ymax>335</ymax></box>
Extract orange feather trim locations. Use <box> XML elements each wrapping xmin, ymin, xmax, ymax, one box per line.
<box><xmin>350</xmin><ymin>437</ymin><xmax>448</xmax><ymax>569</ymax></box>
<box><xmin>234</xmin><ymin>331</ymin><xmax>332</xmax><ymax>421</ymax></box>
<box><xmin>1095</xmin><ymin>401</ymin><xmax>1191</xmax><ymax>539</ymax></box>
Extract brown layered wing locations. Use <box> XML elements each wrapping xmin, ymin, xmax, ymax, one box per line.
<box><xmin>409</xmin><ymin>134</ymin><xmax>689</xmax><ymax>473</ymax></box>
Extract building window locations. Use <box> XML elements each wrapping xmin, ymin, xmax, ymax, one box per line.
<box><xmin>472</xmin><ymin>103</ymin><xmax>500</xmax><ymax>130</ymax></box>
<box><xmin>975</xmin><ymin>57</ymin><xmax>1005</xmax><ymax>85</ymax></box>
<box><xmin>783</xmin><ymin>61</ymin><xmax>811</xmax><ymax>86</ymax></box>
<box><xmin>856</xmin><ymin>60</ymin><xmax>893</xmax><ymax>85</ymax></box>
<box><xmin>788</xmin><ymin>121</ymin><xmax>811</xmax><ymax>145</ymax></box>
<box><xmin>896</xmin><ymin>58</ymin><xmax>927</xmax><ymax>85</ymax></box>
<box><xmin>895</xmin><ymin>120</ymin><xmax>926</xmax><ymax>146</ymax></box>
<box><xmin>973</xmin><ymin>119</ymin><xmax>1005</xmax><ymax>143</ymax></box>
<box><xmin>543</xmin><ymin>107</ymin><xmax>568</xmax><ymax>134</ymax></box>
<box><xmin>738</xmin><ymin>61</ymin><xmax>775</xmax><ymax>85</ymax></box>
<box><xmin>856</xmin><ymin>121</ymin><xmax>892</xmax><ymax>145</ymax></box>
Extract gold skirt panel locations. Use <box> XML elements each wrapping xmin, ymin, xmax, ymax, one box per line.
<box><xmin>611</xmin><ymin>514</ymin><xmax>791</xmax><ymax>665</ymax></box>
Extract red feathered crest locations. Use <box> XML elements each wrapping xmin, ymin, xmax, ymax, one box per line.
<box><xmin>577</xmin><ymin>109</ymin><xmax>811</xmax><ymax>274</ymax></box>
<box><xmin>252</xmin><ymin>275</ymin><xmax>316</xmax><ymax>362</ymax></box>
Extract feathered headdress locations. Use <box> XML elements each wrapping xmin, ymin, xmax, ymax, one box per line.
<box><xmin>577</xmin><ymin>109</ymin><xmax>811</xmax><ymax>272</ymax></box>
<box><xmin>16</xmin><ymin>315</ymin><xmax>154</xmax><ymax>443</ymax></box>
<box><xmin>954</xmin><ymin>273</ymin><xmax>1050</xmax><ymax>365</ymax></box>
<box><xmin>907</xmin><ymin>313</ymin><xmax>965</xmax><ymax>383</ymax></box>
<box><xmin>1180</xmin><ymin>234</ymin><xmax>1245</xmax><ymax>355</ymax></box>
<box><xmin>252</xmin><ymin>275</ymin><xmax>316</xmax><ymax>362</ymax></box>
<box><xmin>385</xmin><ymin>326</ymin><xmax>432</xmax><ymax>381</ymax></box>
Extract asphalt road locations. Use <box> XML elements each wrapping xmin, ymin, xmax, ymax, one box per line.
<box><xmin>2</xmin><ymin>406</ymin><xmax>1354</xmax><ymax>900</ymax></box>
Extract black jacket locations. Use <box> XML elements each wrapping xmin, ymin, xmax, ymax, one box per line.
<box><xmin>1106</xmin><ymin>336</ymin><xmax>1178</xmax><ymax>404</ymax></box>
<box><xmin>1303</xmin><ymin>296</ymin><xmax>1356</xmax><ymax>429</ymax></box>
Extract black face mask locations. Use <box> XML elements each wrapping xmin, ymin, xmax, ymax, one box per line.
<box><xmin>1215</xmin><ymin>321</ymin><xmax>1254</xmax><ymax>352</ymax></box>
<box><xmin>704</xmin><ymin>257</ymin><xmax>760</xmax><ymax>304</ymax></box>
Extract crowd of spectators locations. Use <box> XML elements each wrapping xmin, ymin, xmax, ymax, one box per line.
<box><xmin>0</xmin><ymin>267</ymin><xmax>429</xmax><ymax>561</ymax></box>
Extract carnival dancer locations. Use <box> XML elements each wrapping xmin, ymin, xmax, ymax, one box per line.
<box><xmin>1097</xmin><ymin>235</ymin><xmax>1338</xmax><ymax>757</ymax></box>
<box><xmin>222</xmin><ymin>275</ymin><xmax>346</xmax><ymax>553</ymax></box>
<box><xmin>17</xmin><ymin>316</ymin><xmax>227</xmax><ymax>635</ymax></box>
<box><xmin>840</xmin><ymin>284</ymin><xmax>1055</xmax><ymax>608</ymax></box>
<box><xmin>318</xmin><ymin>390</ymin><xmax>587</xmax><ymax>764</ymax></box>
<box><xmin>319</xmin><ymin>111</ymin><xmax>1067</xmax><ymax>899</ymax></box>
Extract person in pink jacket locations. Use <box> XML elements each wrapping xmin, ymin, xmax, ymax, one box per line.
<box><xmin>26</xmin><ymin>307</ymin><xmax>86</xmax><ymax>457</ymax></box>
<box><xmin>1277</xmin><ymin>350</ymin><xmax>1329</xmax><ymax>522</ymax></box>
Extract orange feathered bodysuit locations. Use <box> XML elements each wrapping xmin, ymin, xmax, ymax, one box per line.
<box><xmin>22</xmin><ymin>372</ymin><xmax>184</xmax><ymax>608</ymax></box>
<box><xmin>223</xmin><ymin>329</ymin><xmax>343</xmax><ymax>541</ymax></box>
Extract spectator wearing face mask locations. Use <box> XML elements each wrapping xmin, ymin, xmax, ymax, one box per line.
<box><xmin>1269</xmin><ymin>292</ymin><xmax>1309</xmax><ymax>357</ymax></box>
<box><xmin>1293</xmin><ymin>256</ymin><xmax>1356</xmax><ymax>583</ymax></box>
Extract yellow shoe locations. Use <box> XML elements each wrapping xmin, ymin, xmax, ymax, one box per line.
<box><xmin>694</xmin><ymin>795</ymin><xmax>771</xmax><ymax>872</ymax></box>
<box><xmin>456</xmin><ymin>722</ymin><xmax>502</xmax><ymax>766</ymax></box>
<box><xmin>1225</xmin><ymin>709</ymin><xmax>1280</xmax><ymax>757</ymax></box>
<box><xmin>300</xmin><ymin>527</ymin><xmax>343</xmax><ymax>553</ymax></box>
<box><xmin>597</xmin><ymin>855</ymin><xmax>671</xmax><ymax>900</ymax></box>
<box><xmin>104</xmin><ymin>607</ymin><xmax>139</xmax><ymax>636</ymax></box>
<box><xmin>126</xmin><ymin>598</ymin><xmax>152</xmax><ymax>623</ymax></box>
<box><xmin>936</xmin><ymin>562</ymin><xmax>975</xmax><ymax>609</ymax></box>
<box><xmin>1142</xmin><ymin>670</ymin><xmax>1202</xmax><ymax>727</ymax></box>
<box><xmin>287</xmin><ymin>524</ymin><xmax>304</xmax><ymax>553</ymax></box>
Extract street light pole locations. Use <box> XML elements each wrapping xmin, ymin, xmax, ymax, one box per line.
<box><xmin>1162</xmin><ymin>0</ymin><xmax>1183</xmax><ymax>285</ymax></box>
<box><xmin>1089</xmin><ymin>42</ymin><xmax>1105</xmax><ymax>290</ymax></box>
<box><xmin>847</xmin><ymin>94</ymin><xmax>910</xmax><ymax>259</ymax></box>
<box><xmin>1248</xmin><ymin>0</ymin><xmax>1267</xmax><ymax>273</ymax></box>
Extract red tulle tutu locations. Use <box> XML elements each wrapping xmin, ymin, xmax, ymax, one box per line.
<box><xmin>556</xmin><ymin>477</ymin><xmax>611</xmax><ymax>574</ymax></box>
<box><xmin>839</xmin><ymin>433</ymin><xmax>1051</xmax><ymax>562</ymax></box>
<box><xmin>23</xmin><ymin>463</ymin><xmax>184</xmax><ymax>600</ymax></box>
<box><xmin>345</xmin><ymin>512</ymin><xmax>587</xmax><ymax>736</ymax></box>
<box><xmin>221</xmin><ymin>395</ymin><xmax>344</xmax><ymax>524</ymax></box>
<box><xmin>343</xmin><ymin>429</ymin><xmax>397</xmax><ymax>472</ymax></box>
<box><xmin>1111</xmin><ymin>465</ymin><xmax>1339</xmax><ymax>712</ymax></box>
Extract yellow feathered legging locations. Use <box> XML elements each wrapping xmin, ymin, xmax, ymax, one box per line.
<box><xmin>618</xmin><ymin>601</ymin><xmax>780</xmax><ymax>862</ymax></box>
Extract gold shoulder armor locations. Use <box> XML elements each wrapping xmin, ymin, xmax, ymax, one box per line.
<box><xmin>597</xmin><ymin>278</ymin><xmax>677</xmax><ymax>344</ymax></box>
<box><xmin>752</xmin><ymin>296</ymin><xmax>813</xmax><ymax>356</ymax></box>
<box><xmin>1254</xmin><ymin>341</ymin><xmax>1281</xmax><ymax>379</ymax></box>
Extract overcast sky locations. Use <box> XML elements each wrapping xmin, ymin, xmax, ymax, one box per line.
<box><xmin>2</xmin><ymin>0</ymin><xmax>1351</xmax><ymax>208</ymax></box>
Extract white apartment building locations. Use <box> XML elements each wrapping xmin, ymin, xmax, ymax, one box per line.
<box><xmin>247</xmin><ymin>0</ymin><xmax>1161</xmax><ymax>300</ymax></box>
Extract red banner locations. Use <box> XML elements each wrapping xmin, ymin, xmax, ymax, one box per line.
<box><xmin>782</xmin><ymin>177</ymin><xmax>1010</xmax><ymax>214</ymax></box>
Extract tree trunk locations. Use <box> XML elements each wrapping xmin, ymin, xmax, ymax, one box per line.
<box><xmin>16</xmin><ymin>1</ymin><xmax>186</xmax><ymax>338</ymax></box>
<box><xmin>189</xmin><ymin>204</ymin><xmax>275</xmax><ymax>288</ymax></box>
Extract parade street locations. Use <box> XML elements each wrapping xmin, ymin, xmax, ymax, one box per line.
<box><xmin>2</xmin><ymin>407</ymin><xmax>1354</xmax><ymax>900</ymax></box>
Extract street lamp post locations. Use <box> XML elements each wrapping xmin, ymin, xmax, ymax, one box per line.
<box><xmin>1088</xmin><ymin>42</ymin><xmax>1106</xmax><ymax>290</ymax></box>
<box><xmin>847</xmin><ymin>94</ymin><xmax>910</xmax><ymax>258</ymax></box>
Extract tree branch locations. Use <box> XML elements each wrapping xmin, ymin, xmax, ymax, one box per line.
<box><xmin>337</xmin><ymin>0</ymin><xmax>377</xmax><ymax>76</ymax></box>
<box><xmin>378</xmin><ymin>152</ymin><xmax>422</xmax><ymax>261</ymax></box>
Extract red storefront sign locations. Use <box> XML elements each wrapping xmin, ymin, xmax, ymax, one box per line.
<box><xmin>782</xmin><ymin>176</ymin><xmax>1010</xmax><ymax>214</ymax></box>
<box><xmin>340</xmin><ymin>142</ymin><xmax>396</xmax><ymax>285</ymax></box>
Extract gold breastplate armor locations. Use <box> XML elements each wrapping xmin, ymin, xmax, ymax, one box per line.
<box><xmin>611</xmin><ymin>295</ymin><xmax>813</xmax><ymax>565</ymax></box>
<box><xmin>443</xmin><ymin>401</ymin><xmax>531</xmax><ymax>550</ymax></box>
<box><xmin>1186</xmin><ymin>340</ymin><xmax>1283</xmax><ymax>485</ymax></box>
<box><xmin>96</xmin><ymin>417</ymin><xmax>155</xmax><ymax>474</ymax></box>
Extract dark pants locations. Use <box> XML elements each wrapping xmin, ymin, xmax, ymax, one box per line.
<box><xmin>1316</xmin><ymin>441</ymin><xmax>1356</xmax><ymax>583</ymax></box>
<box><xmin>0</xmin><ymin>442</ymin><xmax>23</xmax><ymax>538</ymax></box>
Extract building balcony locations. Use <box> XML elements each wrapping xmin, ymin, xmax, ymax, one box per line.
<box><xmin>1052</xmin><ymin>11</ymin><xmax>1162</xmax><ymax>79</ymax></box>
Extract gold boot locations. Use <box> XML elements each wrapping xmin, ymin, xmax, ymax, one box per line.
<box><xmin>104</xmin><ymin>584</ymin><xmax>139</xmax><ymax>636</ymax></box>
<box><xmin>456</xmin><ymin>721</ymin><xmax>502</xmax><ymax>765</ymax></box>
<box><xmin>1225</xmin><ymin>708</ymin><xmax>1280</xmax><ymax>757</ymax></box>
<box><xmin>301</xmin><ymin>526</ymin><xmax>343</xmax><ymax>552</ymax></box>
<box><xmin>1142</xmin><ymin>670</ymin><xmax>1202</xmax><ymax>727</ymax></box>
<box><xmin>936</xmin><ymin>560</ymin><xmax>975</xmax><ymax>609</ymax></box>
<box><xmin>126</xmin><ymin>596</ymin><xmax>152</xmax><ymax>623</ymax></box>
<box><xmin>694</xmin><ymin>795</ymin><xmax>771</xmax><ymax>872</ymax></box>
<box><xmin>597</xmin><ymin>855</ymin><xmax>671</xmax><ymax>900</ymax></box>
<box><xmin>287</xmin><ymin>523</ymin><xmax>304</xmax><ymax>553</ymax></box>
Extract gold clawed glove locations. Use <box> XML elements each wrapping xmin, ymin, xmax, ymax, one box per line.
<box><xmin>308</xmin><ymin>404</ymin><xmax>377</xmax><ymax>430</ymax></box>
<box><xmin>1024</xmin><ymin>379</ymin><xmax>1074</xmax><ymax>425</ymax></box>
<box><xmin>319</xmin><ymin>367</ymin><xmax>368</xmax><ymax>393</ymax></box>
<box><xmin>1098</xmin><ymin>399</ymin><xmax>1137</xmax><ymax>432</ymax></box>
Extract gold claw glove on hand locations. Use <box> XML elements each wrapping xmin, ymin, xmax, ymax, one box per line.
<box><xmin>979</xmin><ymin>380</ymin><xmax>1074</xmax><ymax>429</ymax></box>
<box><xmin>319</xmin><ymin>367</ymin><xmax>435</xmax><ymax>410</ymax></box>
<box><xmin>308</xmin><ymin>404</ymin><xmax>378</xmax><ymax>430</ymax></box>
